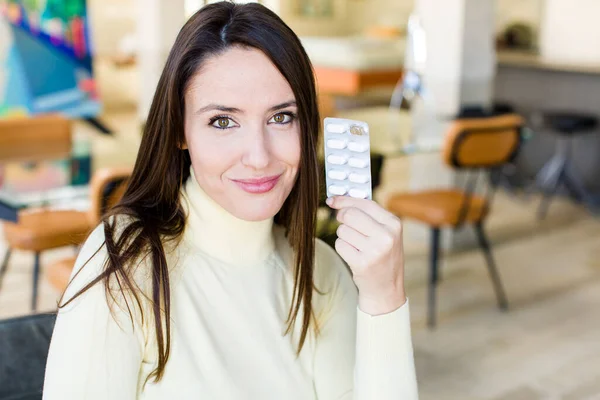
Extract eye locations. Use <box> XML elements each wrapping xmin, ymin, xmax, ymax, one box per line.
<box><xmin>210</xmin><ymin>116</ymin><xmax>238</xmax><ymax>130</ymax></box>
<box><xmin>269</xmin><ymin>112</ymin><xmax>295</xmax><ymax>125</ymax></box>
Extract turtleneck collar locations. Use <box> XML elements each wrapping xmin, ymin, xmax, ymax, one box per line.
<box><xmin>181</xmin><ymin>166</ymin><xmax>276</xmax><ymax>266</ymax></box>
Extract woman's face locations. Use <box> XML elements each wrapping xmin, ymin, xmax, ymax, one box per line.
<box><xmin>183</xmin><ymin>46</ymin><xmax>301</xmax><ymax>221</ymax></box>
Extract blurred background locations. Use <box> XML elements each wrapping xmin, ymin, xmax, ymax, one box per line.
<box><xmin>1</xmin><ymin>0</ymin><xmax>600</xmax><ymax>399</ymax></box>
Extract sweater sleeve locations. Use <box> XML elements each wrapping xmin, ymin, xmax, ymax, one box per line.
<box><xmin>43</xmin><ymin>223</ymin><xmax>147</xmax><ymax>399</ymax></box>
<box><xmin>312</xmin><ymin>240</ymin><xmax>419</xmax><ymax>400</ymax></box>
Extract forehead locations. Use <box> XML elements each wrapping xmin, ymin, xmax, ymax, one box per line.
<box><xmin>186</xmin><ymin>46</ymin><xmax>296</xmax><ymax>109</ymax></box>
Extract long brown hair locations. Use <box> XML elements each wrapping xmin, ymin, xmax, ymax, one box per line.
<box><xmin>60</xmin><ymin>1</ymin><xmax>320</xmax><ymax>383</ymax></box>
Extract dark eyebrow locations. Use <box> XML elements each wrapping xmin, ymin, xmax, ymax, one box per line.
<box><xmin>268</xmin><ymin>101</ymin><xmax>297</xmax><ymax>112</ymax></box>
<box><xmin>196</xmin><ymin>104</ymin><xmax>242</xmax><ymax>115</ymax></box>
<box><xmin>195</xmin><ymin>101</ymin><xmax>296</xmax><ymax>115</ymax></box>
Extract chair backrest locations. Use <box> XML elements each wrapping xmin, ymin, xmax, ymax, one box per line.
<box><xmin>0</xmin><ymin>114</ymin><xmax>72</xmax><ymax>162</ymax></box>
<box><xmin>87</xmin><ymin>167</ymin><xmax>133</xmax><ymax>225</ymax></box>
<box><xmin>442</xmin><ymin>113</ymin><xmax>524</xmax><ymax>169</ymax></box>
<box><xmin>0</xmin><ymin>313</ymin><xmax>56</xmax><ymax>400</ymax></box>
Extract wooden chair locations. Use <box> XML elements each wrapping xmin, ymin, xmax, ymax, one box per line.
<box><xmin>0</xmin><ymin>115</ymin><xmax>92</xmax><ymax>311</ymax></box>
<box><xmin>387</xmin><ymin>113</ymin><xmax>525</xmax><ymax>328</ymax></box>
<box><xmin>46</xmin><ymin>167</ymin><xmax>132</xmax><ymax>293</ymax></box>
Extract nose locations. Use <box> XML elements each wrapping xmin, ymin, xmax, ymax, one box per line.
<box><xmin>241</xmin><ymin>125</ymin><xmax>270</xmax><ymax>170</ymax></box>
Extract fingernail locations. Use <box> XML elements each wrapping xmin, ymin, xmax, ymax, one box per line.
<box><xmin>326</xmin><ymin>197</ymin><xmax>333</xmax><ymax>206</ymax></box>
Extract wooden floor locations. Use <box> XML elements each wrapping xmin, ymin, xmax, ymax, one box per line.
<box><xmin>1</xmin><ymin>110</ymin><xmax>600</xmax><ymax>399</ymax></box>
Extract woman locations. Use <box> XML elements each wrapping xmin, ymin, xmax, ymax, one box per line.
<box><xmin>43</xmin><ymin>2</ymin><xmax>418</xmax><ymax>399</ymax></box>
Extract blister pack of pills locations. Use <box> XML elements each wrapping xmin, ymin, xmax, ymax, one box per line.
<box><xmin>323</xmin><ymin>117</ymin><xmax>372</xmax><ymax>200</ymax></box>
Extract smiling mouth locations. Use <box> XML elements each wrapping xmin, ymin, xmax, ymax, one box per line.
<box><xmin>231</xmin><ymin>174</ymin><xmax>282</xmax><ymax>194</ymax></box>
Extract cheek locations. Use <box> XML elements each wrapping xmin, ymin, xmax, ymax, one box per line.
<box><xmin>185</xmin><ymin>126</ymin><xmax>234</xmax><ymax>179</ymax></box>
<box><xmin>273</xmin><ymin>129</ymin><xmax>301</xmax><ymax>170</ymax></box>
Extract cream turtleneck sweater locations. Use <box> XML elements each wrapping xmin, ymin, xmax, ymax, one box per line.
<box><xmin>43</xmin><ymin>168</ymin><xmax>418</xmax><ymax>399</ymax></box>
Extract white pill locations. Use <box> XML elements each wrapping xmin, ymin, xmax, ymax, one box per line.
<box><xmin>326</xmin><ymin>123</ymin><xmax>346</xmax><ymax>134</ymax></box>
<box><xmin>329</xmin><ymin>185</ymin><xmax>347</xmax><ymax>195</ymax></box>
<box><xmin>327</xmin><ymin>139</ymin><xmax>347</xmax><ymax>150</ymax></box>
<box><xmin>348</xmin><ymin>141</ymin><xmax>369</xmax><ymax>153</ymax></box>
<box><xmin>349</xmin><ymin>173</ymin><xmax>369</xmax><ymax>184</ymax></box>
<box><xmin>328</xmin><ymin>170</ymin><xmax>348</xmax><ymax>180</ymax></box>
<box><xmin>327</xmin><ymin>154</ymin><xmax>347</xmax><ymax>165</ymax></box>
<box><xmin>348</xmin><ymin>157</ymin><xmax>368</xmax><ymax>168</ymax></box>
<box><xmin>349</xmin><ymin>188</ymin><xmax>368</xmax><ymax>199</ymax></box>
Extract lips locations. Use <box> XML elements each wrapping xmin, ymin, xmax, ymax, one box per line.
<box><xmin>232</xmin><ymin>174</ymin><xmax>282</xmax><ymax>194</ymax></box>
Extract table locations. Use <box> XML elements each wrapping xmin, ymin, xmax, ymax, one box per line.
<box><xmin>494</xmin><ymin>50</ymin><xmax>600</xmax><ymax>198</ymax></box>
<box><xmin>314</xmin><ymin>66</ymin><xmax>404</xmax><ymax>96</ymax></box>
<box><xmin>0</xmin><ymin>158</ymin><xmax>90</xmax><ymax>222</ymax></box>
<box><xmin>0</xmin><ymin>185</ymin><xmax>90</xmax><ymax>222</ymax></box>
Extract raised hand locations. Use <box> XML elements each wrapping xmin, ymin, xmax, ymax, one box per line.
<box><xmin>326</xmin><ymin>196</ymin><xmax>406</xmax><ymax>315</ymax></box>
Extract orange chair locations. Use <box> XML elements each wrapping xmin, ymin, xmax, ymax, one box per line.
<box><xmin>46</xmin><ymin>167</ymin><xmax>132</xmax><ymax>293</ymax></box>
<box><xmin>0</xmin><ymin>115</ymin><xmax>92</xmax><ymax>311</ymax></box>
<box><xmin>387</xmin><ymin>113</ymin><xmax>524</xmax><ymax>328</ymax></box>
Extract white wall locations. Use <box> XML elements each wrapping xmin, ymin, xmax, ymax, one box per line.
<box><xmin>495</xmin><ymin>0</ymin><xmax>542</xmax><ymax>33</ymax></box>
<box><xmin>540</xmin><ymin>0</ymin><xmax>600</xmax><ymax>65</ymax></box>
<box><xmin>136</xmin><ymin>0</ymin><xmax>186</xmax><ymax>120</ymax></box>
<box><xmin>87</xmin><ymin>0</ymin><xmax>137</xmax><ymax>58</ymax></box>
<box><xmin>461</xmin><ymin>0</ymin><xmax>496</xmax><ymax>105</ymax></box>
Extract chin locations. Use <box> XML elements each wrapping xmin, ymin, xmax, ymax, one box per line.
<box><xmin>229</xmin><ymin>191</ymin><xmax>288</xmax><ymax>222</ymax></box>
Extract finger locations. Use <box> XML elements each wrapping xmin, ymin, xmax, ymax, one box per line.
<box><xmin>327</xmin><ymin>196</ymin><xmax>393</xmax><ymax>225</ymax></box>
<box><xmin>336</xmin><ymin>223</ymin><xmax>369</xmax><ymax>252</ymax></box>
<box><xmin>335</xmin><ymin>237</ymin><xmax>362</xmax><ymax>268</ymax></box>
<box><xmin>336</xmin><ymin>207</ymin><xmax>382</xmax><ymax>238</ymax></box>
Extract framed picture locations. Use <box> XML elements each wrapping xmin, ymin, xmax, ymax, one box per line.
<box><xmin>0</xmin><ymin>0</ymin><xmax>101</xmax><ymax>118</ymax></box>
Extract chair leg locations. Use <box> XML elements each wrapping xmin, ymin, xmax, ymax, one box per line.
<box><xmin>0</xmin><ymin>248</ymin><xmax>12</xmax><ymax>289</ymax></box>
<box><xmin>474</xmin><ymin>223</ymin><xmax>508</xmax><ymax>310</ymax></box>
<box><xmin>537</xmin><ymin>162</ymin><xmax>565</xmax><ymax>220</ymax></box>
<box><xmin>32</xmin><ymin>252</ymin><xmax>41</xmax><ymax>312</ymax></box>
<box><xmin>428</xmin><ymin>227</ymin><xmax>441</xmax><ymax>329</ymax></box>
<box><xmin>563</xmin><ymin>165</ymin><xmax>589</xmax><ymax>203</ymax></box>
<box><xmin>536</xmin><ymin>150</ymin><xmax>565</xmax><ymax>187</ymax></box>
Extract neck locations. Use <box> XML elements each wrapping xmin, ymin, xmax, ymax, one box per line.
<box><xmin>181</xmin><ymin>167</ymin><xmax>275</xmax><ymax>266</ymax></box>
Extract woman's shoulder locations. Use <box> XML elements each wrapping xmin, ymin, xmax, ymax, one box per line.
<box><xmin>76</xmin><ymin>214</ymin><xmax>144</xmax><ymax>273</ymax></box>
<box><xmin>66</xmin><ymin>215</ymin><xmax>154</xmax><ymax>311</ymax></box>
<box><xmin>58</xmin><ymin>216</ymin><xmax>153</xmax><ymax>358</ymax></box>
<box><xmin>82</xmin><ymin>214</ymin><xmax>139</xmax><ymax>248</ymax></box>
